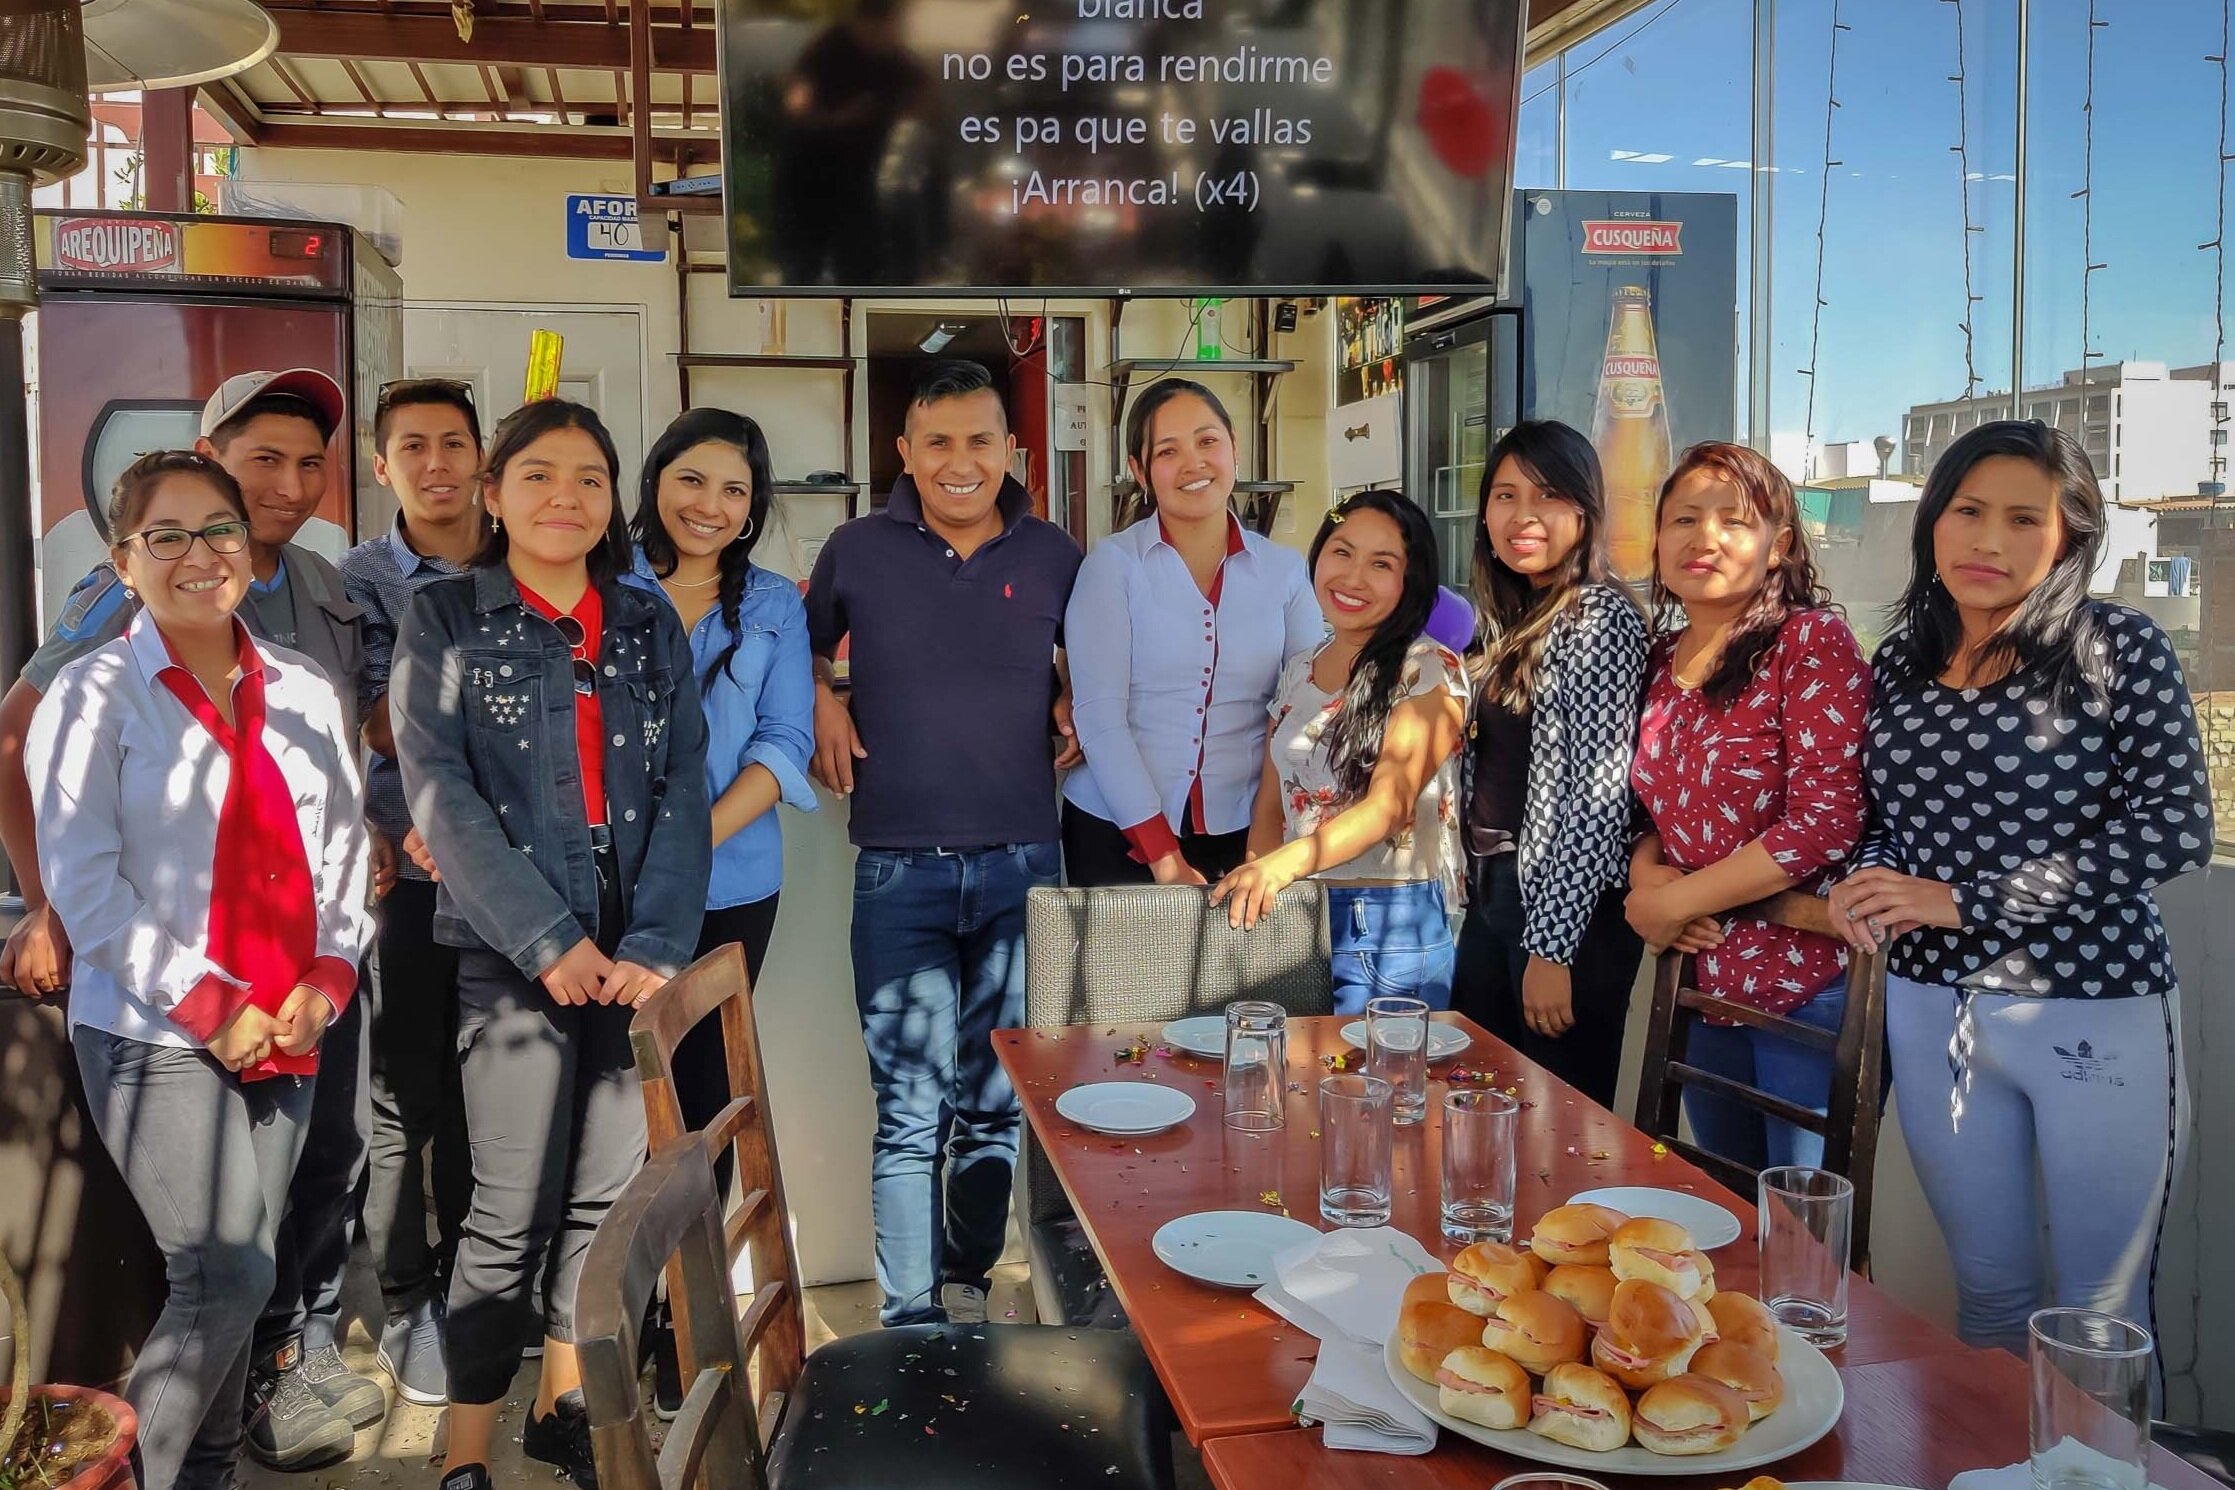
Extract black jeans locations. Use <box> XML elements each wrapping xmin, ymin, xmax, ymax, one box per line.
<box><xmin>1059</xmin><ymin>801</ymin><xmax>1249</xmax><ymax>887</ymax></box>
<box><xmin>443</xmin><ymin>841</ymin><xmax>644</xmax><ymax>1406</ymax></box>
<box><xmin>256</xmin><ymin>986</ymin><xmax>368</xmax><ymax>1358</ymax></box>
<box><xmin>362</xmin><ymin>877</ymin><xmax>473</xmax><ymax>1314</ymax></box>
<box><xmin>673</xmin><ymin>894</ymin><xmax>781</xmax><ymax>1195</ymax></box>
<box><xmin>1453</xmin><ymin>854</ymin><xmax>1644</xmax><ymax>1110</ymax></box>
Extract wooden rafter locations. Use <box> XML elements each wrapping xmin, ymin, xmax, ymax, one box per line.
<box><xmin>267</xmin><ymin>6</ymin><xmax>714</xmax><ymax>72</ymax></box>
<box><xmin>194</xmin><ymin>78</ymin><xmax>267</xmax><ymax>143</ymax></box>
<box><xmin>545</xmin><ymin>67</ymin><xmax>568</xmax><ymax>125</ymax></box>
<box><xmin>267</xmin><ymin>56</ymin><xmax>321</xmax><ymax>113</ymax></box>
<box><xmin>474</xmin><ymin>63</ymin><xmax>507</xmax><ymax>116</ymax></box>
<box><xmin>405</xmin><ymin>60</ymin><xmax>446</xmax><ymax>118</ymax></box>
<box><xmin>338</xmin><ymin>58</ymin><xmax>387</xmax><ymax>115</ymax></box>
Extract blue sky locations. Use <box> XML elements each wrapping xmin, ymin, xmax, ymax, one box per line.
<box><xmin>1520</xmin><ymin>0</ymin><xmax>2229</xmax><ymax>463</ymax></box>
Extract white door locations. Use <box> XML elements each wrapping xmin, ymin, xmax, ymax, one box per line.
<box><xmin>388</xmin><ymin>305</ymin><xmax>648</xmax><ymax>535</ymax></box>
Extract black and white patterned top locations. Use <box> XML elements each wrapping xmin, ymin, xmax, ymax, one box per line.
<box><xmin>1855</xmin><ymin>601</ymin><xmax>2214</xmax><ymax>999</ymax></box>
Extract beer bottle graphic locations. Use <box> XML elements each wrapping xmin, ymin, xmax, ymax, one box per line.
<box><xmin>1591</xmin><ymin>284</ymin><xmax>1673</xmax><ymax>581</ymax></box>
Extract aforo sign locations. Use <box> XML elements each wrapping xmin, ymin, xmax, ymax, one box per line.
<box><xmin>53</xmin><ymin>217</ymin><xmax>179</xmax><ymax>273</ymax></box>
<box><xmin>1582</xmin><ymin>219</ymin><xmax>1683</xmax><ymax>256</ymax></box>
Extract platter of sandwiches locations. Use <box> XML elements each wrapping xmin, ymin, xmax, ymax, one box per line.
<box><xmin>1382</xmin><ymin>1202</ymin><xmax>1844</xmax><ymax>1473</ymax></box>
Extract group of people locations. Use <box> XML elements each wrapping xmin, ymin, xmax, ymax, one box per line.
<box><xmin>0</xmin><ymin>354</ymin><xmax>2211</xmax><ymax>1490</ymax></box>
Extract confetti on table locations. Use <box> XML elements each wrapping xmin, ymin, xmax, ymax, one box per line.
<box><xmin>871</xmin><ymin>1399</ymin><xmax>889</xmax><ymax>1416</ymax></box>
<box><xmin>1651</xmin><ymin>1142</ymin><xmax>1669</xmax><ymax>1155</ymax></box>
<box><xmin>1259</xmin><ymin>1190</ymin><xmax>1283</xmax><ymax>1208</ymax></box>
<box><xmin>1320</xmin><ymin>1052</ymin><xmax>1349</xmax><ymax>1072</ymax></box>
<box><xmin>1114</xmin><ymin>1039</ymin><xmax>1148</xmax><ymax>1065</ymax></box>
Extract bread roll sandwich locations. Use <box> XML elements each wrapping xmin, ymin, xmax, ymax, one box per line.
<box><xmin>1707</xmin><ymin>1291</ymin><xmax>1780</xmax><ymax>1360</ymax></box>
<box><xmin>1609</xmin><ymin>1216</ymin><xmax>1708</xmax><ymax>1298</ymax></box>
<box><xmin>1592</xmin><ymin>1278</ymin><xmax>1712</xmax><ymax>1389</ymax></box>
<box><xmin>1529</xmin><ymin>1203</ymin><xmax>1629</xmax><ymax>1267</ymax></box>
<box><xmin>1447</xmin><ymin>1241</ymin><xmax>1544</xmax><ymax>1317</ymax></box>
<box><xmin>1434</xmin><ymin>1346</ymin><xmax>1530</xmax><ymax>1430</ymax></box>
<box><xmin>1688</xmin><ymin>1339</ymin><xmax>1785</xmax><ymax>1421</ymax></box>
<box><xmin>1478</xmin><ymin>1289</ymin><xmax>1589</xmax><ymax>1374</ymax></box>
<box><xmin>1527</xmin><ymin>1362</ymin><xmax>1632</xmax><ymax>1452</ymax></box>
<box><xmin>1398</xmin><ymin>1294</ymin><xmax>1495</xmax><ymax>1383</ymax></box>
<box><xmin>1631</xmin><ymin>1374</ymin><xmax>1750</xmax><ymax>1456</ymax></box>
<box><xmin>1542</xmin><ymin>1264</ymin><xmax>1619</xmax><ymax>1328</ymax></box>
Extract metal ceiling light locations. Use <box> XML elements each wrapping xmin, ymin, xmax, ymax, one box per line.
<box><xmin>79</xmin><ymin>0</ymin><xmax>277</xmax><ymax>93</ymax></box>
<box><xmin>919</xmin><ymin>321</ymin><xmax>967</xmax><ymax>355</ymax></box>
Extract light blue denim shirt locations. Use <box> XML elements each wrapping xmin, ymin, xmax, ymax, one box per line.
<box><xmin>624</xmin><ymin>549</ymin><xmax>817</xmax><ymax>908</ymax></box>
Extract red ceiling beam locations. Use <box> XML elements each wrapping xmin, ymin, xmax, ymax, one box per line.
<box><xmin>195</xmin><ymin>80</ymin><xmax>267</xmax><ymax>144</ymax></box>
<box><xmin>255</xmin><ymin>121</ymin><xmax>641</xmax><ymax>158</ymax></box>
<box><xmin>267</xmin><ymin>6</ymin><xmax>713</xmax><ymax>72</ymax></box>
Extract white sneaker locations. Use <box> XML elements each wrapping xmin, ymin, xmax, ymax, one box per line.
<box><xmin>939</xmin><ymin>1284</ymin><xmax>989</xmax><ymax>1325</ymax></box>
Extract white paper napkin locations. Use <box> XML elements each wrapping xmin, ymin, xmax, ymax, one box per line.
<box><xmin>1950</xmin><ymin>1440</ymin><xmax>2170</xmax><ymax>1490</ymax></box>
<box><xmin>1253</xmin><ymin>1226</ymin><xmax>1442</xmax><ymax>1455</ymax></box>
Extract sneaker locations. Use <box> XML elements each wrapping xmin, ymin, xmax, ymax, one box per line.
<box><xmin>297</xmin><ymin>1341</ymin><xmax>387</xmax><ymax>1430</ymax></box>
<box><xmin>939</xmin><ymin>1283</ymin><xmax>989</xmax><ymax>1325</ymax></box>
<box><xmin>439</xmin><ymin>1463</ymin><xmax>493</xmax><ymax>1490</ymax></box>
<box><xmin>649</xmin><ymin>1323</ymin><xmax>683</xmax><ymax>1423</ymax></box>
<box><xmin>521</xmin><ymin>1389</ymin><xmax>598</xmax><ymax>1489</ymax></box>
<box><xmin>377</xmin><ymin>1298</ymin><xmax>449</xmax><ymax>1407</ymax></box>
<box><xmin>243</xmin><ymin>1341</ymin><xmax>356</xmax><ymax>1471</ymax></box>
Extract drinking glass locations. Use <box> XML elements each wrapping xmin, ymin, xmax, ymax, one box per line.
<box><xmin>1441</xmin><ymin>1089</ymin><xmax>1518</xmax><ymax>1243</ymax></box>
<box><xmin>1757</xmin><ymin>1165</ymin><xmax>1852</xmax><ymax>1346</ymax></box>
<box><xmin>2029</xmin><ymin>1308</ymin><xmax>2153</xmax><ymax>1490</ymax></box>
<box><xmin>1318</xmin><ymin>1073</ymin><xmax>1393</xmax><ymax>1226</ymax></box>
<box><xmin>1365</xmin><ymin>996</ymin><xmax>1430</xmax><ymax>1125</ymax></box>
<box><xmin>1222</xmin><ymin>1001</ymin><xmax>1287</xmax><ymax>1132</ymax></box>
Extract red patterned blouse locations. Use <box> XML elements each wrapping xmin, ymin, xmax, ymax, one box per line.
<box><xmin>1630</xmin><ymin>608</ymin><xmax>1869</xmax><ymax>1016</ymax></box>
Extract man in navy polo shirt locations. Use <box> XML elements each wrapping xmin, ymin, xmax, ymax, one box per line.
<box><xmin>808</xmin><ymin>361</ymin><xmax>1082</xmax><ymax>1328</ymax></box>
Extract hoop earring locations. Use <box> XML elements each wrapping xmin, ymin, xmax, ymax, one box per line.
<box><xmin>733</xmin><ymin>514</ymin><xmax>755</xmax><ymax>543</ymax></box>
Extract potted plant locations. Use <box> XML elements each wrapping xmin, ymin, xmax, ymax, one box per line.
<box><xmin>0</xmin><ymin>1252</ymin><xmax>135</xmax><ymax>1490</ymax></box>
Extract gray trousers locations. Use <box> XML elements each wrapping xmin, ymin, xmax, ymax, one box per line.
<box><xmin>73</xmin><ymin>1028</ymin><xmax>314</xmax><ymax>1490</ymax></box>
<box><xmin>441</xmin><ymin>947</ymin><xmax>647</xmax><ymax>1406</ymax></box>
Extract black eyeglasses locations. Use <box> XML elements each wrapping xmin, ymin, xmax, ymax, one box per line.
<box><xmin>552</xmin><ymin>614</ymin><xmax>596</xmax><ymax>696</ymax></box>
<box><xmin>122</xmin><ymin>520</ymin><xmax>252</xmax><ymax>562</ymax></box>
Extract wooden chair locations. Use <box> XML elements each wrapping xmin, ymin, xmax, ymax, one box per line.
<box><xmin>1631</xmin><ymin>890</ymin><xmax>1889</xmax><ymax>1270</ymax></box>
<box><xmin>627</xmin><ymin>944</ymin><xmax>804</xmax><ymax>1420</ymax></box>
<box><xmin>1019</xmin><ymin>884</ymin><xmax>1332</xmax><ymax>1326</ymax></box>
<box><xmin>593</xmin><ymin>946</ymin><xmax>1175</xmax><ymax>1490</ymax></box>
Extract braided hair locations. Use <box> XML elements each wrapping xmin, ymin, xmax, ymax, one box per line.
<box><xmin>630</xmin><ymin>408</ymin><xmax>777</xmax><ymax>696</ymax></box>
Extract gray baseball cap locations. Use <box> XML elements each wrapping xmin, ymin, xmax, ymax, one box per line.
<box><xmin>199</xmin><ymin>368</ymin><xmax>345</xmax><ymax>441</ymax></box>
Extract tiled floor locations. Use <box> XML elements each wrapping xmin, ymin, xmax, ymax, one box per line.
<box><xmin>239</xmin><ymin>1258</ymin><xmax>1214</xmax><ymax>1490</ymax></box>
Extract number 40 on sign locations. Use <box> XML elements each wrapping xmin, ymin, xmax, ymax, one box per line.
<box><xmin>565</xmin><ymin>194</ymin><xmax>664</xmax><ymax>262</ymax></box>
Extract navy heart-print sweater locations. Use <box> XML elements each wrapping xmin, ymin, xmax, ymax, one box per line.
<box><xmin>1854</xmin><ymin>601</ymin><xmax>2214</xmax><ymax>999</ymax></box>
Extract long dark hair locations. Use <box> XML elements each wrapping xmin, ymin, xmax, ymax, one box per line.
<box><xmin>1881</xmin><ymin>419</ymin><xmax>2108</xmax><ymax>704</ymax></box>
<box><xmin>631</xmin><ymin>408</ymin><xmax>777</xmax><ymax>696</ymax></box>
<box><xmin>474</xmin><ymin>399</ymin><xmax>631</xmax><ymax>589</ymax></box>
<box><xmin>1469</xmin><ymin>420</ymin><xmax>1632</xmax><ymax>711</ymax></box>
<box><xmin>1125</xmin><ymin>378</ymin><xmax>1236</xmax><ymax>507</ymax></box>
<box><xmin>1306</xmin><ymin>488</ymin><xmax>1442</xmax><ymax>800</ymax></box>
<box><xmin>1649</xmin><ymin>442</ymin><xmax>1832</xmax><ymax>706</ymax></box>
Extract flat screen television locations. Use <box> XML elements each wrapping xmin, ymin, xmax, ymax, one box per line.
<box><xmin>717</xmin><ymin>0</ymin><xmax>1526</xmax><ymax>297</ymax></box>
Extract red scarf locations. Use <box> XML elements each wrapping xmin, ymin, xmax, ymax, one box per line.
<box><xmin>161</xmin><ymin>624</ymin><xmax>344</xmax><ymax>1080</ymax></box>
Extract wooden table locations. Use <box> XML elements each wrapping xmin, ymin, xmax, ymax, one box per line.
<box><xmin>994</xmin><ymin>1013</ymin><xmax>1957</xmax><ymax>1448</ymax></box>
<box><xmin>1201</xmin><ymin>1347</ymin><xmax>2221</xmax><ymax>1490</ymax></box>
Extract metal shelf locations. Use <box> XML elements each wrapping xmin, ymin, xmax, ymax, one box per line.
<box><xmin>674</xmin><ymin>353</ymin><xmax>856</xmax><ymax>371</ymax></box>
<box><xmin>1106</xmin><ymin>358</ymin><xmax>1296</xmax><ymax>378</ymax></box>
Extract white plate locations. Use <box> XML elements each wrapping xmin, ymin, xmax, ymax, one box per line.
<box><xmin>1054</xmin><ymin>1082</ymin><xmax>1197</xmax><ymax>1136</ymax></box>
<box><xmin>1159</xmin><ymin>1015</ymin><xmax>1230</xmax><ymax>1060</ymax></box>
<box><xmin>1151</xmin><ymin>1209</ymin><xmax>1321</xmax><ymax>1288</ymax></box>
<box><xmin>1786</xmin><ymin>1483</ymin><xmax>1926</xmax><ymax>1490</ymax></box>
<box><xmin>1339</xmin><ymin>1019</ymin><xmax>1473</xmax><ymax>1062</ymax></box>
<box><xmin>1567</xmin><ymin>1186</ymin><xmax>1744</xmax><ymax>1250</ymax></box>
<box><xmin>1383</xmin><ymin>1323</ymin><xmax>1844</xmax><ymax>1475</ymax></box>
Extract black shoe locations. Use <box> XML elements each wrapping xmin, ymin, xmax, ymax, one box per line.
<box><xmin>243</xmin><ymin>1341</ymin><xmax>356</xmax><ymax>1471</ymax></box>
<box><xmin>521</xmin><ymin>1389</ymin><xmax>599</xmax><ymax>1489</ymax></box>
<box><xmin>297</xmin><ymin>1342</ymin><xmax>388</xmax><ymax>1429</ymax></box>
<box><xmin>650</xmin><ymin>1323</ymin><xmax>683</xmax><ymax>1423</ymax></box>
<box><xmin>440</xmin><ymin>1463</ymin><xmax>493</xmax><ymax>1490</ymax></box>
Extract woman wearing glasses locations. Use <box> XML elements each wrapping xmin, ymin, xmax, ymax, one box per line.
<box><xmin>391</xmin><ymin>400</ymin><xmax>711</xmax><ymax>1490</ymax></box>
<box><xmin>25</xmin><ymin>451</ymin><xmax>373</xmax><ymax>1490</ymax></box>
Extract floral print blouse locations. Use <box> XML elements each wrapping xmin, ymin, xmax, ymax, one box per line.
<box><xmin>1268</xmin><ymin>635</ymin><xmax>1468</xmax><ymax>906</ymax></box>
<box><xmin>1631</xmin><ymin>609</ymin><xmax>1869</xmax><ymax>1016</ymax></box>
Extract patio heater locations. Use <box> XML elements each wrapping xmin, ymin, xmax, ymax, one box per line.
<box><xmin>0</xmin><ymin>2</ymin><xmax>87</xmax><ymax>711</ymax></box>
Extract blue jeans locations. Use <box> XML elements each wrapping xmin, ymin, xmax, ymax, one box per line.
<box><xmin>1326</xmin><ymin>881</ymin><xmax>1455</xmax><ymax>1017</ymax></box>
<box><xmin>851</xmin><ymin>842</ymin><xmax>1060</xmax><ymax>1325</ymax></box>
<box><xmin>1680</xmin><ymin>979</ymin><xmax>1846</xmax><ymax>1171</ymax></box>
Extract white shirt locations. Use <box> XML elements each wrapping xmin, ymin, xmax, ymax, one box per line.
<box><xmin>1063</xmin><ymin>516</ymin><xmax>1322</xmax><ymax>839</ymax></box>
<box><xmin>26</xmin><ymin>609</ymin><xmax>374</xmax><ymax>1048</ymax></box>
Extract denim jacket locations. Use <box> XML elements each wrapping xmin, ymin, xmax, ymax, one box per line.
<box><xmin>391</xmin><ymin>564</ymin><xmax>712</xmax><ymax>981</ymax></box>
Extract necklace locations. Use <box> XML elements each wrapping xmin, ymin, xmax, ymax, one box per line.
<box><xmin>661</xmin><ymin>571</ymin><xmax>721</xmax><ymax>590</ymax></box>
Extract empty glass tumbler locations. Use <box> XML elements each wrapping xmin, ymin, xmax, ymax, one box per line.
<box><xmin>1222</xmin><ymin>1001</ymin><xmax>1287</xmax><ymax>1132</ymax></box>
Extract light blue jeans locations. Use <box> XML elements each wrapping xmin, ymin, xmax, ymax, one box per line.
<box><xmin>1885</xmin><ymin>976</ymin><xmax>2187</xmax><ymax>1355</ymax></box>
<box><xmin>1680</xmin><ymin>979</ymin><xmax>1846</xmax><ymax>1172</ymax></box>
<box><xmin>1326</xmin><ymin>881</ymin><xmax>1455</xmax><ymax>1017</ymax></box>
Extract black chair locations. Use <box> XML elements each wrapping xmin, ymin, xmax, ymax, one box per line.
<box><xmin>1019</xmin><ymin>883</ymin><xmax>1332</xmax><ymax>1327</ymax></box>
<box><xmin>579</xmin><ymin>950</ymin><xmax>1175</xmax><ymax>1490</ymax></box>
<box><xmin>1632</xmin><ymin>890</ymin><xmax>1889</xmax><ymax>1271</ymax></box>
